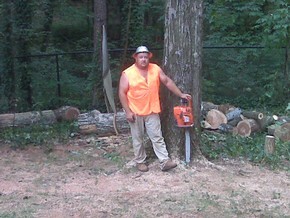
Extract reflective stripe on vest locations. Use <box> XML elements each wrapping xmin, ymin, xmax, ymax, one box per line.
<box><xmin>124</xmin><ymin>63</ymin><xmax>161</xmax><ymax>115</ymax></box>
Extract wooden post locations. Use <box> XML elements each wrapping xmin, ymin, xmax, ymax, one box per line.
<box><xmin>264</xmin><ymin>135</ymin><xmax>275</xmax><ymax>155</ymax></box>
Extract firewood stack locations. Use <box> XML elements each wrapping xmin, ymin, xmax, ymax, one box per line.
<box><xmin>201</xmin><ymin>102</ymin><xmax>290</xmax><ymax>143</ymax></box>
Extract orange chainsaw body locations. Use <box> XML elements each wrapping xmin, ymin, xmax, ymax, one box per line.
<box><xmin>173</xmin><ymin>98</ymin><xmax>194</xmax><ymax>127</ymax></box>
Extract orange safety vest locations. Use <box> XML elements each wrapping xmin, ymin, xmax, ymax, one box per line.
<box><xmin>124</xmin><ymin>63</ymin><xmax>161</xmax><ymax>115</ymax></box>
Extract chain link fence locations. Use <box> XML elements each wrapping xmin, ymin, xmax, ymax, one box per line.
<box><xmin>0</xmin><ymin>46</ymin><xmax>288</xmax><ymax>113</ymax></box>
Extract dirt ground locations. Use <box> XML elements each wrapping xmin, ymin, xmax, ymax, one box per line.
<box><xmin>0</xmin><ymin>133</ymin><xmax>290</xmax><ymax>218</ymax></box>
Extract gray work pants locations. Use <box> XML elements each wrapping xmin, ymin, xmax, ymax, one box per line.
<box><xmin>128</xmin><ymin>113</ymin><xmax>170</xmax><ymax>165</ymax></box>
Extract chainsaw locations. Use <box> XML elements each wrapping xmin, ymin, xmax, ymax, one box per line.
<box><xmin>173</xmin><ymin>98</ymin><xmax>194</xmax><ymax>164</ymax></box>
<box><xmin>173</xmin><ymin>98</ymin><xmax>194</xmax><ymax>127</ymax></box>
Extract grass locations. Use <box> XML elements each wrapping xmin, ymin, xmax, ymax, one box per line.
<box><xmin>1</xmin><ymin>120</ymin><xmax>290</xmax><ymax>171</ymax></box>
<box><xmin>200</xmin><ymin>131</ymin><xmax>290</xmax><ymax>171</ymax></box>
<box><xmin>0</xmin><ymin>121</ymin><xmax>77</xmax><ymax>150</ymax></box>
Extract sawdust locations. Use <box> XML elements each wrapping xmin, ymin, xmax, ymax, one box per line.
<box><xmin>0</xmin><ymin>133</ymin><xmax>290</xmax><ymax>217</ymax></box>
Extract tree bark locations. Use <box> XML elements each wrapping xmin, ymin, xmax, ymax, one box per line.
<box><xmin>257</xmin><ymin>115</ymin><xmax>275</xmax><ymax>131</ymax></box>
<box><xmin>242</xmin><ymin>110</ymin><xmax>263</xmax><ymax>120</ymax></box>
<box><xmin>162</xmin><ymin>0</ymin><xmax>203</xmax><ymax>159</ymax></box>
<box><xmin>0</xmin><ymin>106</ymin><xmax>80</xmax><ymax>128</ymax></box>
<box><xmin>78</xmin><ymin>110</ymin><xmax>130</xmax><ymax>136</ymax></box>
<box><xmin>40</xmin><ymin>0</ymin><xmax>56</xmax><ymax>52</ymax></box>
<box><xmin>2</xmin><ymin>2</ymin><xmax>16</xmax><ymax>112</ymax></box>
<box><xmin>264</xmin><ymin>135</ymin><xmax>275</xmax><ymax>155</ymax></box>
<box><xmin>274</xmin><ymin>122</ymin><xmax>290</xmax><ymax>142</ymax></box>
<box><xmin>15</xmin><ymin>0</ymin><xmax>33</xmax><ymax>110</ymax></box>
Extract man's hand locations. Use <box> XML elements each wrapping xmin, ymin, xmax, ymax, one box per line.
<box><xmin>180</xmin><ymin>93</ymin><xmax>191</xmax><ymax>100</ymax></box>
<box><xmin>126</xmin><ymin>111</ymin><xmax>136</xmax><ymax>122</ymax></box>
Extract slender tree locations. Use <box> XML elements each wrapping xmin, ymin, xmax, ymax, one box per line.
<box><xmin>2</xmin><ymin>2</ymin><xmax>16</xmax><ymax>112</ymax></box>
<box><xmin>161</xmin><ymin>0</ymin><xmax>204</xmax><ymax>161</ymax></box>
<box><xmin>40</xmin><ymin>0</ymin><xmax>56</xmax><ymax>52</ymax></box>
<box><xmin>14</xmin><ymin>0</ymin><xmax>33</xmax><ymax>111</ymax></box>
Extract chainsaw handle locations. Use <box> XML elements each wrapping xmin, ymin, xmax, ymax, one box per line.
<box><xmin>180</xmin><ymin>98</ymin><xmax>192</xmax><ymax>108</ymax></box>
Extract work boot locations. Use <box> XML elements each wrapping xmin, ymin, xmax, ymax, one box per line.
<box><xmin>161</xmin><ymin>159</ymin><xmax>177</xmax><ymax>171</ymax></box>
<box><xmin>137</xmin><ymin>163</ymin><xmax>149</xmax><ymax>172</ymax></box>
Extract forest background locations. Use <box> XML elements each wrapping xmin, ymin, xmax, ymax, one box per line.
<box><xmin>0</xmin><ymin>0</ymin><xmax>289</xmax><ymax>115</ymax></box>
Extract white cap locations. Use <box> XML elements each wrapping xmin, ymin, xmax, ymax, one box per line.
<box><xmin>132</xmin><ymin>46</ymin><xmax>153</xmax><ymax>58</ymax></box>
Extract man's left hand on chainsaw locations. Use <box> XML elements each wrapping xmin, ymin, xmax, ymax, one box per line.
<box><xmin>180</xmin><ymin>93</ymin><xmax>191</xmax><ymax>100</ymax></box>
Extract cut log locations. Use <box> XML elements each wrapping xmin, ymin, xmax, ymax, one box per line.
<box><xmin>267</xmin><ymin>124</ymin><xmax>277</xmax><ymax>136</ymax></box>
<box><xmin>200</xmin><ymin>120</ymin><xmax>212</xmax><ymax>129</ymax></box>
<box><xmin>257</xmin><ymin>115</ymin><xmax>275</xmax><ymax>131</ymax></box>
<box><xmin>274</xmin><ymin>122</ymin><xmax>290</xmax><ymax>142</ymax></box>
<box><xmin>0</xmin><ymin>106</ymin><xmax>80</xmax><ymax>128</ymax></box>
<box><xmin>201</xmin><ymin>102</ymin><xmax>218</xmax><ymax>117</ymax></box>
<box><xmin>242</xmin><ymin>111</ymin><xmax>263</xmax><ymax>120</ymax></box>
<box><xmin>78</xmin><ymin>110</ymin><xmax>130</xmax><ymax>136</ymax></box>
<box><xmin>225</xmin><ymin>108</ymin><xmax>242</xmax><ymax>122</ymax></box>
<box><xmin>217</xmin><ymin>104</ymin><xmax>234</xmax><ymax>115</ymax></box>
<box><xmin>236</xmin><ymin>119</ymin><xmax>260</xmax><ymax>137</ymax></box>
<box><xmin>205</xmin><ymin>109</ymin><xmax>227</xmax><ymax>129</ymax></box>
<box><xmin>264</xmin><ymin>135</ymin><xmax>275</xmax><ymax>154</ymax></box>
<box><xmin>53</xmin><ymin>106</ymin><xmax>80</xmax><ymax>121</ymax></box>
<box><xmin>228</xmin><ymin>116</ymin><xmax>242</xmax><ymax>127</ymax></box>
<box><xmin>274</xmin><ymin>116</ymin><xmax>290</xmax><ymax>124</ymax></box>
<box><xmin>218</xmin><ymin>123</ymin><xmax>233</xmax><ymax>133</ymax></box>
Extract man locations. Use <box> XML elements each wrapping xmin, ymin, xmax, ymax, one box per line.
<box><xmin>119</xmin><ymin>46</ymin><xmax>191</xmax><ymax>172</ymax></box>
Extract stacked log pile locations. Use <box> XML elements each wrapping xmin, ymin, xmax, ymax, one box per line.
<box><xmin>1</xmin><ymin>103</ymin><xmax>289</xmax><ymax>147</ymax></box>
<box><xmin>201</xmin><ymin>102</ymin><xmax>290</xmax><ymax>143</ymax></box>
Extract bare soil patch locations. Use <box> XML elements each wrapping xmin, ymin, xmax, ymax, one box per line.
<box><xmin>0</xmin><ymin>133</ymin><xmax>290</xmax><ymax>217</ymax></box>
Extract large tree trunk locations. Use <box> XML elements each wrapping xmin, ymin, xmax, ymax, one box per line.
<box><xmin>162</xmin><ymin>0</ymin><xmax>204</xmax><ymax>160</ymax></box>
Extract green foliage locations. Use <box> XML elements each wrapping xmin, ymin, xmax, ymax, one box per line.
<box><xmin>255</xmin><ymin>0</ymin><xmax>290</xmax><ymax>48</ymax></box>
<box><xmin>203</xmin><ymin>0</ymin><xmax>289</xmax><ymax>109</ymax></box>
<box><xmin>121</xmin><ymin>0</ymin><xmax>165</xmax><ymax>48</ymax></box>
<box><xmin>200</xmin><ymin>132</ymin><xmax>290</xmax><ymax>170</ymax></box>
<box><xmin>205</xmin><ymin>0</ymin><xmax>265</xmax><ymax>45</ymax></box>
<box><xmin>202</xmin><ymin>47</ymin><xmax>287</xmax><ymax>109</ymax></box>
<box><xmin>0</xmin><ymin>0</ymin><xmax>289</xmax><ymax>113</ymax></box>
<box><xmin>51</xmin><ymin>0</ymin><xmax>93</xmax><ymax>50</ymax></box>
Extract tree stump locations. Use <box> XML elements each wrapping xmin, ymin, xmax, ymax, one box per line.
<box><xmin>236</xmin><ymin>119</ymin><xmax>260</xmax><ymax>137</ymax></box>
<box><xmin>264</xmin><ymin>135</ymin><xmax>275</xmax><ymax>154</ymax></box>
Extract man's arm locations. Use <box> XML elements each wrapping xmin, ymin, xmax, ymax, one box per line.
<box><xmin>118</xmin><ymin>72</ymin><xmax>135</xmax><ymax>122</ymax></box>
<box><xmin>159</xmin><ymin>70</ymin><xmax>191</xmax><ymax>100</ymax></box>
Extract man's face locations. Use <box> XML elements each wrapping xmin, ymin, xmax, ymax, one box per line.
<box><xmin>135</xmin><ymin>53</ymin><xmax>150</xmax><ymax>69</ymax></box>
